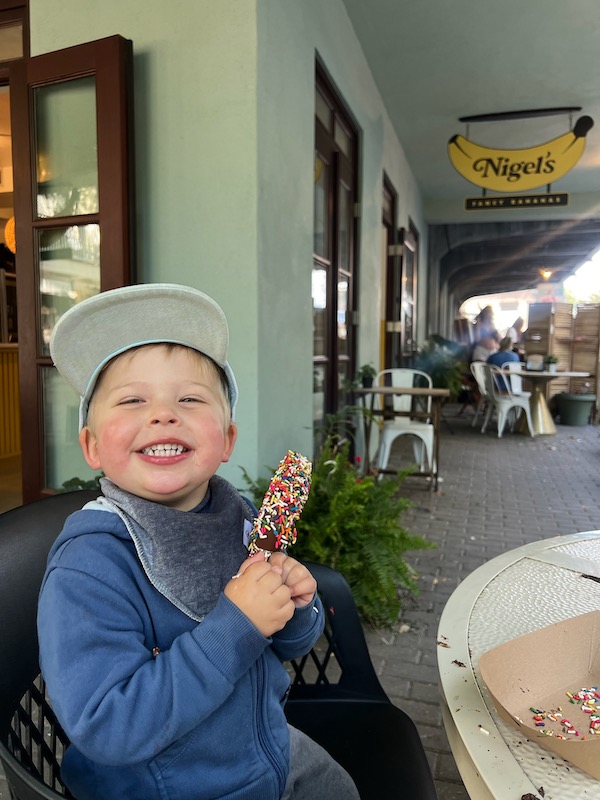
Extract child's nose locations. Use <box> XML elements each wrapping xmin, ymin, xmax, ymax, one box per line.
<box><xmin>149</xmin><ymin>403</ymin><xmax>180</xmax><ymax>425</ymax></box>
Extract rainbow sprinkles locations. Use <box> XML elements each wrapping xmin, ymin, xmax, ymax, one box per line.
<box><xmin>248</xmin><ymin>451</ymin><xmax>312</xmax><ymax>558</ymax></box>
<box><xmin>528</xmin><ymin>686</ymin><xmax>600</xmax><ymax>740</ymax></box>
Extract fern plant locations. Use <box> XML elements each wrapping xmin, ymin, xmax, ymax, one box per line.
<box><xmin>240</xmin><ymin>438</ymin><xmax>434</xmax><ymax>627</ymax></box>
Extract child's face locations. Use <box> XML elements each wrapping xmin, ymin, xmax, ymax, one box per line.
<box><xmin>79</xmin><ymin>345</ymin><xmax>237</xmax><ymax>510</ymax></box>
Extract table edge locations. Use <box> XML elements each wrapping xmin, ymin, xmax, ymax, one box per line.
<box><xmin>436</xmin><ymin>530</ymin><xmax>600</xmax><ymax>797</ymax></box>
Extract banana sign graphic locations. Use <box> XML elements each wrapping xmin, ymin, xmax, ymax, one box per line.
<box><xmin>448</xmin><ymin>116</ymin><xmax>593</xmax><ymax>193</ymax></box>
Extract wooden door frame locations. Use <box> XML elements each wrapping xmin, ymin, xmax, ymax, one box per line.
<box><xmin>9</xmin><ymin>35</ymin><xmax>135</xmax><ymax>500</ymax></box>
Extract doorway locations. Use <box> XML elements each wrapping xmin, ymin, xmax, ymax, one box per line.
<box><xmin>0</xmin><ymin>0</ymin><xmax>27</xmax><ymax>511</ymax></box>
<box><xmin>0</xmin><ymin>82</ymin><xmax>22</xmax><ymax>512</ymax></box>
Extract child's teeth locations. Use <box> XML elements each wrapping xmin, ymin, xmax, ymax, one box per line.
<box><xmin>143</xmin><ymin>444</ymin><xmax>185</xmax><ymax>456</ymax></box>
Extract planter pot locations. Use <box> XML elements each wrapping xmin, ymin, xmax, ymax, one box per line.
<box><xmin>557</xmin><ymin>393</ymin><xmax>596</xmax><ymax>426</ymax></box>
<box><xmin>362</xmin><ymin>376</ymin><xmax>374</xmax><ymax>388</ymax></box>
<box><xmin>546</xmin><ymin>363</ymin><xmax>557</xmax><ymax>373</ymax></box>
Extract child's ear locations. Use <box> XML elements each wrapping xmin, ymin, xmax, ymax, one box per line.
<box><xmin>79</xmin><ymin>427</ymin><xmax>102</xmax><ymax>470</ymax></box>
<box><xmin>221</xmin><ymin>422</ymin><xmax>238</xmax><ymax>463</ymax></box>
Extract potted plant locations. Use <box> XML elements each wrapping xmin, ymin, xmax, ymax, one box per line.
<box><xmin>413</xmin><ymin>337</ymin><xmax>465</xmax><ymax>398</ymax></box>
<box><xmin>356</xmin><ymin>363</ymin><xmax>378</xmax><ymax>388</ymax></box>
<box><xmin>544</xmin><ymin>354</ymin><xmax>559</xmax><ymax>373</ymax></box>
<box><xmin>240</xmin><ymin>437</ymin><xmax>434</xmax><ymax>627</ymax></box>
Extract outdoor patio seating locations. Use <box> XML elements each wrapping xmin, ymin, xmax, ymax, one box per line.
<box><xmin>481</xmin><ymin>363</ymin><xmax>535</xmax><ymax>438</ymax></box>
<box><xmin>372</xmin><ymin>368</ymin><xmax>435</xmax><ymax>473</ymax></box>
<box><xmin>0</xmin><ymin>492</ymin><xmax>438</xmax><ymax>800</ymax></box>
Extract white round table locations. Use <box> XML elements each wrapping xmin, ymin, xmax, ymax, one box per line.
<box><xmin>437</xmin><ymin>531</ymin><xmax>600</xmax><ymax>799</ymax></box>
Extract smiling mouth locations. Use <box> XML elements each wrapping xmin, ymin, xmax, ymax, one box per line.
<box><xmin>140</xmin><ymin>444</ymin><xmax>189</xmax><ymax>457</ymax></box>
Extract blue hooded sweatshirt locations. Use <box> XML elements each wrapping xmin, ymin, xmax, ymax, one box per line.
<box><xmin>37</xmin><ymin>478</ymin><xmax>324</xmax><ymax>800</ymax></box>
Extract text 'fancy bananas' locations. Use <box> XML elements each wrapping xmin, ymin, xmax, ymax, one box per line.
<box><xmin>448</xmin><ymin>116</ymin><xmax>594</xmax><ymax>193</ymax></box>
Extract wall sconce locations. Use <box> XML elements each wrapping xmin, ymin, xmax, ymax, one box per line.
<box><xmin>539</xmin><ymin>268</ymin><xmax>553</xmax><ymax>280</ymax></box>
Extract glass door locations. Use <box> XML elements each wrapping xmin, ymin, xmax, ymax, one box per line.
<box><xmin>10</xmin><ymin>35</ymin><xmax>135</xmax><ymax>501</ymax></box>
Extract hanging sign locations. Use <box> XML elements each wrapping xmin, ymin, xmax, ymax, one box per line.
<box><xmin>448</xmin><ymin>116</ymin><xmax>593</xmax><ymax>193</ymax></box>
<box><xmin>464</xmin><ymin>192</ymin><xmax>569</xmax><ymax>210</ymax></box>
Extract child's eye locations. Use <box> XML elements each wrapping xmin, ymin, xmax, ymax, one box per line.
<box><xmin>118</xmin><ymin>397</ymin><xmax>143</xmax><ymax>405</ymax></box>
<box><xmin>180</xmin><ymin>396</ymin><xmax>203</xmax><ymax>404</ymax></box>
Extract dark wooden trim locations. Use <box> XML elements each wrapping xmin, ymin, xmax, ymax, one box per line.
<box><xmin>314</xmin><ymin>65</ymin><xmax>359</xmax><ymax>419</ymax></box>
<box><xmin>9</xmin><ymin>55</ymin><xmax>41</xmax><ymax>499</ymax></box>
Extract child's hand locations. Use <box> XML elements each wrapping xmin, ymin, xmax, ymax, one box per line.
<box><xmin>268</xmin><ymin>553</ymin><xmax>317</xmax><ymax>608</ymax></box>
<box><xmin>224</xmin><ymin>558</ymin><xmax>294</xmax><ymax>637</ymax></box>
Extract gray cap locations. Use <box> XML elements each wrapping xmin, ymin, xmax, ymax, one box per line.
<box><xmin>49</xmin><ymin>283</ymin><xmax>238</xmax><ymax>429</ymax></box>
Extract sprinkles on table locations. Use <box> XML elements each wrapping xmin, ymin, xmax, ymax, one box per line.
<box><xmin>248</xmin><ymin>451</ymin><xmax>312</xmax><ymax>558</ymax></box>
<box><xmin>528</xmin><ymin>687</ymin><xmax>600</xmax><ymax>739</ymax></box>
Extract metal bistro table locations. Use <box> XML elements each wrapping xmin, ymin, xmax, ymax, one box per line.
<box><xmin>513</xmin><ymin>370</ymin><xmax>590</xmax><ymax>435</ymax></box>
<box><xmin>354</xmin><ymin>385</ymin><xmax>449</xmax><ymax>491</ymax></box>
<box><xmin>437</xmin><ymin>530</ymin><xmax>600</xmax><ymax>800</ymax></box>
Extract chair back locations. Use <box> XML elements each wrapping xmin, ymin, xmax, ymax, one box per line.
<box><xmin>502</xmin><ymin>361</ymin><xmax>524</xmax><ymax>394</ymax></box>
<box><xmin>375</xmin><ymin>369</ymin><xmax>432</xmax><ymax>415</ymax></box>
<box><xmin>287</xmin><ymin>562</ymin><xmax>388</xmax><ymax>702</ymax></box>
<box><xmin>470</xmin><ymin>361</ymin><xmax>487</xmax><ymax>396</ymax></box>
<box><xmin>0</xmin><ymin>491</ymin><xmax>98</xmax><ymax>799</ymax></box>
<box><xmin>483</xmin><ymin>363</ymin><xmax>516</xmax><ymax>399</ymax></box>
<box><xmin>285</xmin><ymin>561</ymin><xmax>438</xmax><ymax>800</ymax></box>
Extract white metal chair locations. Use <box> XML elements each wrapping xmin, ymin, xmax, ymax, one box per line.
<box><xmin>500</xmin><ymin>361</ymin><xmax>530</xmax><ymax>397</ymax></box>
<box><xmin>469</xmin><ymin>362</ymin><xmax>488</xmax><ymax>428</ymax></box>
<box><xmin>481</xmin><ymin>363</ymin><xmax>535</xmax><ymax>438</ymax></box>
<box><xmin>372</xmin><ymin>369</ymin><xmax>434</xmax><ymax>474</ymax></box>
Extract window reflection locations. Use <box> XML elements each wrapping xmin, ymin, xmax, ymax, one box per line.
<box><xmin>313</xmin><ymin>154</ymin><xmax>328</xmax><ymax>258</ymax></box>
<box><xmin>35</xmin><ymin>77</ymin><xmax>99</xmax><ymax>219</ymax></box>
<box><xmin>312</xmin><ymin>267</ymin><xmax>327</xmax><ymax>357</ymax></box>
<box><xmin>42</xmin><ymin>368</ymin><xmax>96</xmax><ymax>489</ymax></box>
<box><xmin>38</xmin><ymin>224</ymin><xmax>100</xmax><ymax>353</ymax></box>
<box><xmin>337</xmin><ymin>278</ymin><xmax>348</xmax><ymax>353</ymax></box>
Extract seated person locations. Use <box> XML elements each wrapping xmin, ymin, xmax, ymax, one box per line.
<box><xmin>471</xmin><ymin>335</ymin><xmax>498</xmax><ymax>363</ymax></box>
<box><xmin>38</xmin><ymin>284</ymin><xmax>360</xmax><ymax>800</ymax></box>
<box><xmin>487</xmin><ymin>336</ymin><xmax>520</xmax><ymax>391</ymax></box>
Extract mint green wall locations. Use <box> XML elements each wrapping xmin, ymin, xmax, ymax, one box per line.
<box><xmin>254</xmin><ymin>0</ymin><xmax>426</xmax><ymax>468</ymax></box>
<box><xmin>30</xmin><ymin>0</ymin><xmax>425</xmax><ymax>484</ymax></box>
<box><xmin>30</xmin><ymin>0</ymin><xmax>262</xmax><ymax>486</ymax></box>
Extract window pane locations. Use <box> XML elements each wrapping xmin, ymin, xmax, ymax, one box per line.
<box><xmin>337</xmin><ymin>277</ymin><xmax>348</xmax><ymax>355</ymax></box>
<box><xmin>313</xmin><ymin>153</ymin><xmax>329</xmax><ymax>258</ymax></box>
<box><xmin>334</xmin><ymin>118</ymin><xmax>351</xmax><ymax>159</ymax></box>
<box><xmin>338</xmin><ymin>182</ymin><xmax>351</xmax><ymax>269</ymax></box>
<box><xmin>312</xmin><ymin>266</ymin><xmax>328</xmax><ymax>357</ymax></box>
<box><xmin>312</xmin><ymin>363</ymin><xmax>326</xmax><ymax>429</ymax></box>
<box><xmin>338</xmin><ymin>358</ymin><xmax>351</xmax><ymax>403</ymax></box>
<box><xmin>35</xmin><ymin>77</ymin><xmax>99</xmax><ymax>218</ymax></box>
<box><xmin>315</xmin><ymin>88</ymin><xmax>332</xmax><ymax>132</ymax></box>
<box><xmin>38</xmin><ymin>224</ymin><xmax>101</xmax><ymax>355</ymax></box>
<box><xmin>0</xmin><ymin>22</ymin><xmax>23</xmax><ymax>61</ymax></box>
<box><xmin>42</xmin><ymin>367</ymin><xmax>97</xmax><ymax>490</ymax></box>
<box><xmin>404</xmin><ymin>248</ymin><xmax>414</xmax><ymax>304</ymax></box>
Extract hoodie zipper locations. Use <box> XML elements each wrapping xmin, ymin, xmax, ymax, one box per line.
<box><xmin>255</xmin><ymin>657</ymin><xmax>287</xmax><ymax>794</ymax></box>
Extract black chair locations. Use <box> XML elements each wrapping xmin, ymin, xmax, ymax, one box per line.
<box><xmin>285</xmin><ymin>561</ymin><xmax>438</xmax><ymax>799</ymax></box>
<box><xmin>0</xmin><ymin>493</ymin><xmax>438</xmax><ymax>799</ymax></box>
<box><xmin>0</xmin><ymin>491</ymin><xmax>98</xmax><ymax>799</ymax></box>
